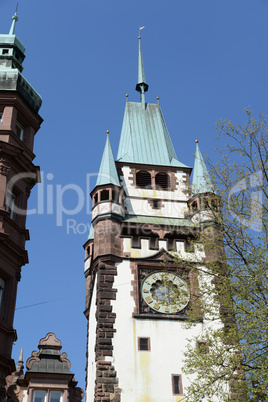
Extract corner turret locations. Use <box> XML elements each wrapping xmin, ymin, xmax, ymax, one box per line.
<box><xmin>91</xmin><ymin>131</ymin><xmax>124</xmax><ymax>224</ymax></box>
<box><xmin>0</xmin><ymin>13</ymin><xmax>42</xmax><ymax>113</ymax></box>
<box><xmin>188</xmin><ymin>140</ymin><xmax>220</xmax><ymax>224</ymax></box>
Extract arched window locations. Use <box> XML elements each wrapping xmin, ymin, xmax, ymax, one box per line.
<box><xmin>202</xmin><ymin>198</ymin><xmax>210</xmax><ymax>210</ymax></box>
<box><xmin>136</xmin><ymin>171</ymin><xmax>151</xmax><ymax>188</ymax></box>
<box><xmin>93</xmin><ymin>192</ymin><xmax>99</xmax><ymax>205</ymax></box>
<box><xmin>191</xmin><ymin>201</ymin><xmax>198</xmax><ymax>212</ymax></box>
<box><xmin>210</xmin><ymin>197</ymin><xmax>219</xmax><ymax>211</ymax></box>
<box><xmin>155</xmin><ymin>172</ymin><xmax>170</xmax><ymax>190</ymax></box>
<box><xmin>100</xmin><ymin>189</ymin><xmax>109</xmax><ymax>201</ymax></box>
<box><xmin>112</xmin><ymin>189</ymin><xmax>119</xmax><ymax>203</ymax></box>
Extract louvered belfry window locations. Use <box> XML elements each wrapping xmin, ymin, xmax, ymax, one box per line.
<box><xmin>136</xmin><ymin>171</ymin><xmax>151</xmax><ymax>188</ymax></box>
<box><xmin>155</xmin><ymin>172</ymin><xmax>170</xmax><ymax>190</ymax></box>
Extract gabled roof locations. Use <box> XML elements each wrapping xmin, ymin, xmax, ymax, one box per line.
<box><xmin>192</xmin><ymin>141</ymin><xmax>214</xmax><ymax>194</ymax></box>
<box><xmin>116</xmin><ymin>102</ymin><xmax>189</xmax><ymax>168</ymax></box>
<box><xmin>96</xmin><ymin>134</ymin><xmax>121</xmax><ymax>187</ymax></box>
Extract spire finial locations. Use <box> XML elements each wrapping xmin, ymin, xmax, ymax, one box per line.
<box><xmin>15</xmin><ymin>347</ymin><xmax>24</xmax><ymax>374</ymax></box>
<box><xmin>9</xmin><ymin>4</ymin><xmax>19</xmax><ymax>35</ymax></box>
<box><xmin>136</xmin><ymin>28</ymin><xmax>149</xmax><ymax>107</ymax></box>
<box><xmin>18</xmin><ymin>347</ymin><xmax>23</xmax><ymax>362</ymax></box>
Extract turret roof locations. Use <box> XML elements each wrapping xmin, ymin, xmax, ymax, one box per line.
<box><xmin>96</xmin><ymin>133</ymin><xmax>121</xmax><ymax>187</ymax></box>
<box><xmin>192</xmin><ymin>141</ymin><xmax>214</xmax><ymax>194</ymax></box>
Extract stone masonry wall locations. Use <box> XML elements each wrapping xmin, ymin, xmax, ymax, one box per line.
<box><xmin>94</xmin><ymin>261</ymin><xmax>121</xmax><ymax>402</ymax></box>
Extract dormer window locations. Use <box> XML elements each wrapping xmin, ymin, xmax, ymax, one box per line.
<box><xmin>49</xmin><ymin>391</ymin><xmax>62</xmax><ymax>402</ymax></box>
<box><xmin>33</xmin><ymin>390</ymin><xmax>62</xmax><ymax>402</ymax></box>
<box><xmin>33</xmin><ymin>391</ymin><xmax>46</xmax><ymax>402</ymax></box>
<box><xmin>16</xmin><ymin>121</ymin><xmax>24</xmax><ymax>140</ymax></box>
<box><xmin>136</xmin><ymin>170</ymin><xmax>151</xmax><ymax>188</ymax></box>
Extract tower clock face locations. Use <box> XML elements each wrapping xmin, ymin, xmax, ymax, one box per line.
<box><xmin>141</xmin><ymin>271</ymin><xmax>190</xmax><ymax>314</ymax></box>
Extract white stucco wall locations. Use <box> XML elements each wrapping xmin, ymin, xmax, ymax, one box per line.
<box><xmin>120</xmin><ymin>167</ymin><xmax>189</xmax><ymax>219</ymax></box>
<box><xmin>111</xmin><ymin>259</ymin><xmax>205</xmax><ymax>402</ymax></box>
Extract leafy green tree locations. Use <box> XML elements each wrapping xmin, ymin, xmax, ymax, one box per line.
<box><xmin>178</xmin><ymin>110</ymin><xmax>268</xmax><ymax>401</ymax></box>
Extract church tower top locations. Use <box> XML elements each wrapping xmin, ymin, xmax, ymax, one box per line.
<box><xmin>116</xmin><ymin>35</ymin><xmax>189</xmax><ymax>169</ymax></box>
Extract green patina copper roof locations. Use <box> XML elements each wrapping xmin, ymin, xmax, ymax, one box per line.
<box><xmin>28</xmin><ymin>349</ymin><xmax>73</xmax><ymax>375</ymax></box>
<box><xmin>96</xmin><ymin>133</ymin><xmax>121</xmax><ymax>187</ymax></box>
<box><xmin>0</xmin><ymin>13</ymin><xmax>42</xmax><ymax>113</ymax></box>
<box><xmin>123</xmin><ymin>215</ymin><xmax>194</xmax><ymax>227</ymax></box>
<box><xmin>192</xmin><ymin>142</ymin><xmax>214</xmax><ymax>194</ymax></box>
<box><xmin>116</xmin><ymin>101</ymin><xmax>189</xmax><ymax>168</ymax></box>
<box><xmin>116</xmin><ymin>36</ymin><xmax>188</xmax><ymax>168</ymax></box>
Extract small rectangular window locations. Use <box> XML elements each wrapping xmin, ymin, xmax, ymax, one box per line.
<box><xmin>0</xmin><ymin>113</ymin><xmax>2</xmax><ymax>125</ymax></box>
<box><xmin>185</xmin><ymin>240</ymin><xmax>194</xmax><ymax>253</ymax></box>
<box><xmin>0</xmin><ymin>278</ymin><xmax>5</xmax><ymax>312</ymax></box>
<box><xmin>132</xmin><ymin>236</ymin><xmax>140</xmax><ymax>248</ymax></box>
<box><xmin>197</xmin><ymin>340</ymin><xmax>209</xmax><ymax>354</ymax></box>
<box><xmin>49</xmin><ymin>391</ymin><xmax>62</xmax><ymax>402</ymax></box>
<box><xmin>138</xmin><ymin>337</ymin><xmax>150</xmax><ymax>351</ymax></box>
<box><xmin>153</xmin><ymin>200</ymin><xmax>159</xmax><ymax>209</ymax></box>
<box><xmin>172</xmin><ymin>375</ymin><xmax>183</xmax><ymax>395</ymax></box>
<box><xmin>2</xmin><ymin>49</ymin><xmax>9</xmax><ymax>55</ymax></box>
<box><xmin>15</xmin><ymin>121</ymin><xmax>24</xmax><ymax>140</ymax></box>
<box><xmin>5</xmin><ymin>190</ymin><xmax>16</xmax><ymax>219</ymax></box>
<box><xmin>167</xmin><ymin>238</ymin><xmax>175</xmax><ymax>251</ymax></box>
<box><xmin>33</xmin><ymin>391</ymin><xmax>46</xmax><ymax>402</ymax></box>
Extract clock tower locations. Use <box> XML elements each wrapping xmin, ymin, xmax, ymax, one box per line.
<box><xmin>84</xmin><ymin>36</ymin><xmax>218</xmax><ymax>402</ymax></box>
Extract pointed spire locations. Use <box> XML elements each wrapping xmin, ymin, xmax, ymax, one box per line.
<box><xmin>18</xmin><ymin>347</ymin><xmax>23</xmax><ymax>362</ymax></box>
<box><xmin>135</xmin><ymin>35</ymin><xmax>149</xmax><ymax>107</ymax></box>
<box><xmin>15</xmin><ymin>347</ymin><xmax>24</xmax><ymax>375</ymax></box>
<box><xmin>96</xmin><ymin>131</ymin><xmax>121</xmax><ymax>187</ymax></box>
<box><xmin>9</xmin><ymin>10</ymin><xmax>19</xmax><ymax>35</ymax></box>
<box><xmin>192</xmin><ymin>140</ymin><xmax>214</xmax><ymax>194</ymax></box>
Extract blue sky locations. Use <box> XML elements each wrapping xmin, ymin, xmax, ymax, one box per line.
<box><xmin>1</xmin><ymin>0</ymin><xmax>268</xmax><ymax>397</ymax></box>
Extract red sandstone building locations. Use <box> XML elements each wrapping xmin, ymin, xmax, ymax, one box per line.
<box><xmin>0</xmin><ymin>12</ymin><xmax>43</xmax><ymax>398</ymax></box>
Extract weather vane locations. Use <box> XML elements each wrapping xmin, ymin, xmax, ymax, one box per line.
<box><xmin>139</xmin><ymin>26</ymin><xmax>145</xmax><ymax>37</ymax></box>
